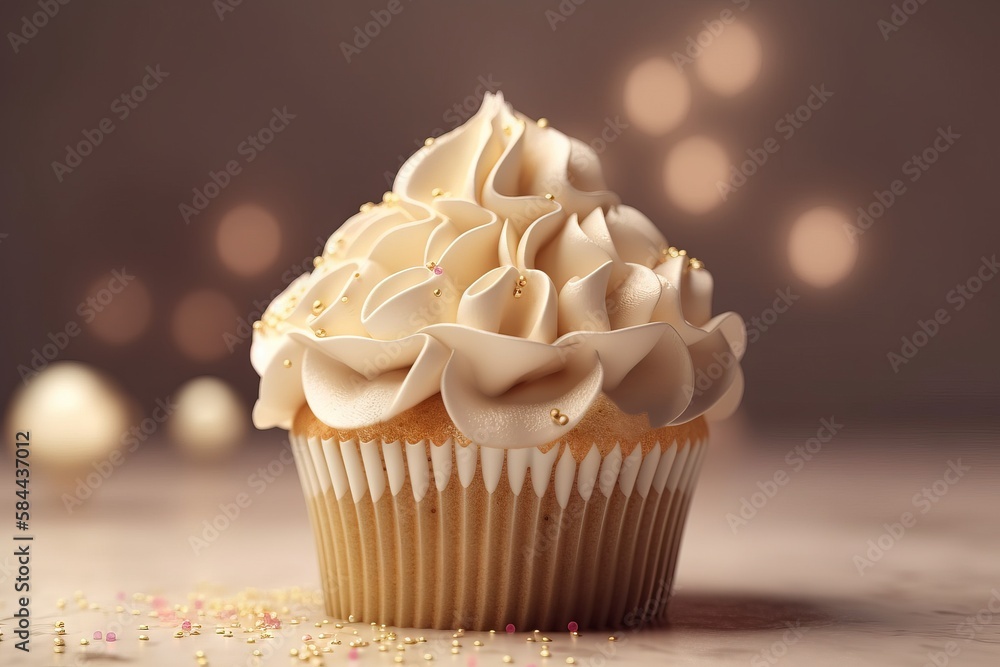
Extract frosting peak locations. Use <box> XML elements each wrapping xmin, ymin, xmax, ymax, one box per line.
<box><xmin>251</xmin><ymin>93</ymin><xmax>745</xmax><ymax>447</ymax></box>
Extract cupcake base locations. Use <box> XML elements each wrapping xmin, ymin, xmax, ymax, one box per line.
<box><xmin>290</xmin><ymin>399</ymin><xmax>707</xmax><ymax>630</ymax></box>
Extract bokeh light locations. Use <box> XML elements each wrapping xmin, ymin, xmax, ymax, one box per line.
<box><xmin>84</xmin><ymin>275</ymin><xmax>153</xmax><ymax>345</ymax></box>
<box><xmin>788</xmin><ymin>206</ymin><xmax>858</xmax><ymax>288</ymax></box>
<box><xmin>695</xmin><ymin>22</ymin><xmax>763</xmax><ymax>96</ymax></box>
<box><xmin>216</xmin><ymin>204</ymin><xmax>282</xmax><ymax>277</ymax></box>
<box><xmin>5</xmin><ymin>362</ymin><xmax>130</xmax><ymax>470</ymax></box>
<box><xmin>624</xmin><ymin>57</ymin><xmax>691</xmax><ymax>136</ymax></box>
<box><xmin>169</xmin><ymin>376</ymin><xmax>247</xmax><ymax>460</ymax></box>
<box><xmin>663</xmin><ymin>135</ymin><xmax>730</xmax><ymax>214</ymax></box>
<box><xmin>171</xmin><ymin>289</ymin><xmax>239</xmax><ymax>361</ymax></box>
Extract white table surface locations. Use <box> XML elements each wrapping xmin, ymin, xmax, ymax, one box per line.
<box><xmin>2</xmin><ymin>421</ymin><xmax>998</xmax><ymax>666</ymax></box>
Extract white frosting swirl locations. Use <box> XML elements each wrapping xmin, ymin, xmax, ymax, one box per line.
<box><xmin>251</xmin><ymin>93</ymin><xmax>745</xmax><ymax>447</ymax></box>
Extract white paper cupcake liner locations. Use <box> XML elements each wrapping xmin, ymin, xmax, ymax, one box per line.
<box><xmin>289</xmin><ymin>430</ymin><xmax>706</xmax><ymax>630</ymax></box>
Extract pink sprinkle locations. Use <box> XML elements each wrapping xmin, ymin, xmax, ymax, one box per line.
<box><xmin>194</xmin><ymin>599</ymin><xmax>204</xmax><ymax>610</ymax></box>
<box><xmin>181</xmin><ymin>620</ymin><xmax>192</xmax><ymax>631</ymax></box>
<box><xmin>567</xmin><ymin>621</ymin><xmax>579</xmax><ymax>633</ymax></box>
<box><xmin>467</xmin><ymin>657</ymin><xmax>478</xmax><ymax>667</ymax></box>
<box><xmin>302</xmin><ymin>634</ymin><xmax>312</xmax><ymax>642</ymax></box>
<box><xmin>93</xmin><ymin>631</ymin><xmax>103</xmax><ymax>640</ymax></box>
<box><xmin>116</xmin><ymin>592</ymin><xmax>126</xmax><ymax>601</ymax></box>
<box><xmin>348</xmin><ymin>647</ymin><xmax>359</xmax><ymax>660</ymax></box>
<box><xmin>152</xmin><ymin>596</ymin><xmax>167</xmax><ymax>608</ymax></box>
<box><xmin>106</xmin><ymin>632</ymin><xmax>116</xmax><ymax>642</ymax></box>
<box><xmin>505</xmin><ymin>623</ymin><xmax>515</xmax><ymax>634</ymax></box>
<box><xmin>433</xmin><ymin>266</ymin><xmax>443</xmax><ymax>275</ymax></box>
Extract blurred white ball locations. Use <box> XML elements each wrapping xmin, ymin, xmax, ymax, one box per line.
<box><xmin>169</xmin><ymin>377</ymin><xmax>247</xmax><ymax>459</ymax></box>
<box><xmin>5</xmin><ymin>361</ymin><xmax>130</xmax><ymax>469</ymax></box>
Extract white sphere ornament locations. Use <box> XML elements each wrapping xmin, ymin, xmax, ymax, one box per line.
<box><xmin>4</xmin><ymin>361</ymin><xmax>130</xmax><ymax>469</ymax></box>
<box><xmin>169</xmin><ymin>377</ymin><xmax>247</xmax><ymax>459</ymax></box>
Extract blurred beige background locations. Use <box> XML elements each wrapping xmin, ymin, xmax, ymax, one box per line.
<box><xmin>2</xmin><ymin>0</ymin><xmax>998</xmax><ymax>433</ymax></box>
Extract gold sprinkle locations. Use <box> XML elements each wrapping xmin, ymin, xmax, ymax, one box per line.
<box><xmin>381</xmin><ymin>193</ymin><xmax>396</xmax><ymax>205</ymax></box>
<box><xmin>566</xmin><ymin>659</ymin><xmax>577</xmax><ymax>665</ymax></box>
<box><xmin>314</xmin><ymin>328</ymin><xmax>327</xmax><ymax>338</ymax></box>
<box><xmin>282</xmin><ymin>359</ymin><xmax>292</xmax><ymax>368</ymax></box>
<box><xmin>394</xmin><ymin>657</ymin><xmax>404</xmax><ymax>664</ymax></box>
<box><xmin>490</xmin><ymin>630</ymin><xmax>496</xmax><ymax>635</ymax></box>
<box><xmin>139</xmin><ymin>625</ymin><xmax>149</xmax><ymax>631</ymax></box>
<box><xmin>418</xmin><ymin>636</ymin><xmax>427</xmax><ymax>643</ymax></box>
<box><xmin>544</xmin><ymin>193</ymin><xmax>555</xmax><ymax>200</ymax></box>
<box><xmin>423</xmin><ymin>653</ymin><xmax>434</xmax><ymax>661</ymax></box>
<box><xmin>503</xmin><ymin>656</ymin><xmax>514</xmax><ymax>664</ymax></box>
<box><xmin>541</xmin><ymin>636</ymin><xmax>552</xmax><ymax>642</ymax></box>
<box><xmin>431</xmin><ymin>188</ymin><xmax>443</xmax><ymax>197</ymax></box>
<box><xmin>688</xmin><ymin>258</ymin><xmax>704</xmax><ymax>270</ymax></box>
<box><xmin>340</xmin><ymin>296</ymin><xmax>349</xmax><ymax>303</ymax></box>
<box><xmin>526</xmin><ymin>636</ymin><xmax>536</xmax><ymax>642</ymax></box>
<box><xmin>503</xmin><ymin>125</ymin><xmax>512</xmax><ymax>136</ymax></box>
<box><xmin>55</xmin><ymin>621</ymin><xmax>66</xmax><ymax>629</ymax></box>
<box><xmin>667</xmin><ymin>246</ymin><xmax>680</xmax><ymax>258</ymax></box>
<box><xmin>452</xmin><ymin>639</ymin><xmax>461</xmax><ymax>647</ymax></box>
<box><xmin>312</xmin><ymin>299</ymin><xmax>323</xmax><ymax>313</ymax></box>
<box><xmin>541</xmin><ymin>649</ymin><xmax>552</xmax><ymax>657</ymax></box>
<box><xmin>290</xmin><ymin>649</ymin><xmax>299</xmax><ymax>656</ymax></box>
<box><xmin>139</xmin><ymin>635</ymin><xmax>149</xmax><ymax>641</ymax></box>
<box><xmin>678</xmin><ymin>249</ymin><xmax>687</xmax><ymax>256</ymax></box>
<box><xmin>474</xmin><ymin>640</ymin><xmax>485</xmax><ymax>646</ymax></box>
<box><xmin>252</xmin><ymin>320</ymin><xmax>262</xmax><ymax>330</ymax></box>
<box><xmin>80</xmin><ymin>639</ymin><xmax>90</xmax><ymax>646</ymax></box>
<box><xmin>360</xmin><ymin>202</ymin><xmax>375</xmax><ymax>213</ymax></box>
<box><xmin>353</xmin><ymin>272</ymin><xmax>361</xmax><ymax>279</ymax></box>
<box><xmin>513</xmin><ymin>287</ymin><xmax>523</xmax><ymax>298</ymax></box>
<box><xmin>517</xmin><ymin>275</ymin><xmax>527</xmax><ymax>287</ymax></box>
<box><xmin>313</xmin><ymin>256</ymin><xmax>324</xmax><ymax>268</ymax></box>
<box><xmin>253</xmin><ymin>649</ymin><xmax>262</xmax><ymax>656</ymax></box>
<box><xmin>425</xmin><ymin>261</ymin><xmax>437</xmax><ymax>270</ymax></box>
<box><xmin>424</xmin><ymin>137</ymin><xmax>435</xmax><ymax>146</ymax></box>
<box><xmin>174</xmin><ymin>631</ymin><xmax>184</xmax><ymax>638</ymax></box>
<box><xmin>54</xmin><ymin>647</ymin><xmax>65</xmax><ymax>654</ymax></box>
<box><xmin>57</xmin><ymin>599</ymin><xmax>66</xmax><ymax>609</ymax></box>
<box><xmin>196</xmin><ymin>651</ymin><xmax>206</xmax><ymax>658</ymax></box>
<box><xmin>54</xmin><ymin>638</ymin><xmax>66</xmax><ymax>646</ymax></box>
<box><xmin>451</xmin><ymin>647</ymin><xmax>460</xmax><ymax>654</ymax></box>
<box><xmin>608</xmin><ymin>635</ymin><xmax>618</xmax><ymax>641</ymax></box>
<box><xmin>247</xmin><ymin>638</ymin><xmax>256</xmax><ymax>644</ymax></box>
<box><xmin>537</xmin><ymin>117</ymin><xmax>549</xmax><ymax>128</ymax></box>
<box><xmin>433</xmin><ymin>289</ymin><xmax>442</xmax><ymax>297</ymax></box>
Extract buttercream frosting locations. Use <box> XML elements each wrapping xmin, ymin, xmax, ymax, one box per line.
<box><xmin>252</xmin><ymin>93</ymin><xmax>744</xmax><ymax>447</ymax></box>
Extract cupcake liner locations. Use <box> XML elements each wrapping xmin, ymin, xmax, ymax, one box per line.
<box><xmin>290</xmin><ymin>429</ymin><xmax>706</xmax><ymax>630</ymax></box>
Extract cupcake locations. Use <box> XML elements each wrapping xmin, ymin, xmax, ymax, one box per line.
<box><xmin>251</xmin><ymin>93</ymin><xmax>744</xmax><ymax>630</ymax></box>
